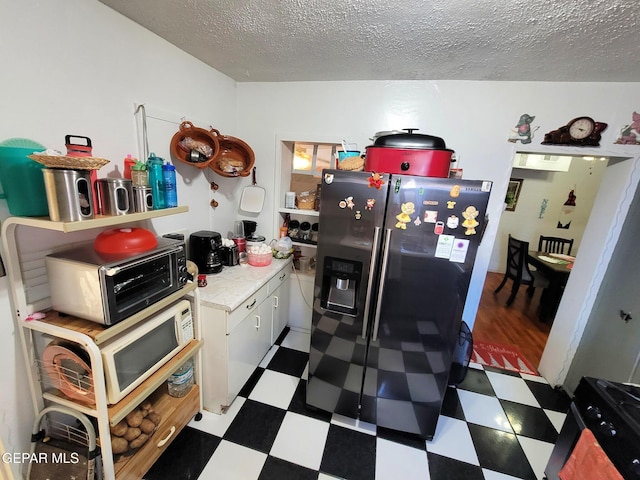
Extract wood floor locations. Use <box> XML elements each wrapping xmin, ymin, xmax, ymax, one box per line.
<box><xmin>472</xmin><ymin>271</ymin><xmax>552</xmax><ymax>368</ymax></box>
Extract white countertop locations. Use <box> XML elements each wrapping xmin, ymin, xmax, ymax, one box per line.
<box><xmin>197</xmin><ymin>258</ymin><xmax>293</xmax><ymax>311</ymax></box>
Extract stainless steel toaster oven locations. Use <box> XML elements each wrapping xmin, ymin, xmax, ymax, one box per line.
<box><xmin>45</xmin><ymin>237</ymin><xmax>188</xmax><ymax>325</ymax></box>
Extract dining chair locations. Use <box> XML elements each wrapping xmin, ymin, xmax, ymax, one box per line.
<box><xmin>494</xmin><ymin>234</ymin><xmax>550</xmax><ymax>306</ymax></box>
<box><xmin>538</xmin><ymin>235</ymin><xmax>574</xmax><ymax>255</ymax></box>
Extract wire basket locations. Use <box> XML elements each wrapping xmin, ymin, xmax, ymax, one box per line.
<box><xmin>29</xmin><ymin>154</ymin><xmax>110</xmax><ymax>170</ymax></box>
<box><xmin>27</xmin><ymin>405</ymin><xmax>102</xmax><ymax>480</ymax></box>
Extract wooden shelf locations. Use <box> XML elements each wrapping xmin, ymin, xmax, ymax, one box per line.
<box><xmin>3</xmin><ymin>206</ymin><xmax>188</xmax><ymax>233</ymax></box>
<box><xmin>33</xmin><ymin>283</ymin><xmax>197</xmax><ymax>345</ymax></box>
<box><xmin>279</xmin><ymin>207</ymin><xmax>319</xmax><ymax>217</ymax></box>
<box><xmin>107</xmin><ymin>340</ymin><xmax>202</xmax><ymax>426</ymax></box>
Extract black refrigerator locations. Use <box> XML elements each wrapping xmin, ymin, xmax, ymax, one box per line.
<box><xmin>306</xmin><ymin>170</ymin><xmax>492</xmax><ymax>439</ymax></box>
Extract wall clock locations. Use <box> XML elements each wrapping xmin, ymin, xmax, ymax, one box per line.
<box><xmin>541</xmin><ymin>116</ymin><xmax>608</xmax><ymax>146</ymax></box>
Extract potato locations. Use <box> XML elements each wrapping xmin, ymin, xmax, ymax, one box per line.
<box><xmin>110</xmin><ymin>420</ymin><xmax>128</xmax><ymax>437</ymax></box>
<box><xmin>111</xmin><ymin>436</ymin><xmax>129</xmax><ymax>454</ymax></box>
<box><xmin>139</xmin><ymin>418</ymin><xmax>156</xmax><ymax>434</ymax></box>
<box><xmin>123</xmin><ymin>427</ymin><xmax>141</xmax><ymax>441</ymax></box>
<box><xmin>140</xmin><ymin>400</ymin><xmax>153</xmax><ymax>415</ymax></box>
<box><xmin>129</xmin><ymin>433</ymin><xmax>149</xmax><ymax>450</ymax></box>
<box><xmin>125</xmin><ymin>409</ymin><xmax>143</xmax><ymax>428</ymax></box>
<box><xmin>146</xmin><ymin>412</ymin><xmax>161</xmax><ymax>426</ymax></box>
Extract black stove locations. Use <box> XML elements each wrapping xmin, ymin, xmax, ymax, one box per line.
<box><xmin>572</xmin><ymin>377</ymin><xmax>640</xmax><ymax>479</ymax></box>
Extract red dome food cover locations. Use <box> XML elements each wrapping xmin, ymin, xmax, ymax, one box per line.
<box><xmin>94</xmin><ymin>227</ymin><xmax>158</xmax><ymax>255</ymax></box>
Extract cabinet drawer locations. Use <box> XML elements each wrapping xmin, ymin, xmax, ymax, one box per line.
<box><xmin>227</xmin><ymin>285</ymin><xmax>268</xmax><ymax>334</ymax></box>
<box><xmin>268</xmin><ymin>265</ymin><xmax>291</xmax><ymax>295</ymax></box>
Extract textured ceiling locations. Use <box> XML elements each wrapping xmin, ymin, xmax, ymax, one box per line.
<box><xmin>99</xmin><ymin>0</ymin><xmax>640</xmax><ymax>82</ymax></box>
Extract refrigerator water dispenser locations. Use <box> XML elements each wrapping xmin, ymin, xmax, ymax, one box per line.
<box><xmin>321</xmin><ymin>257</ymin><xmax>362</xmax><ymax>315</ymax></box>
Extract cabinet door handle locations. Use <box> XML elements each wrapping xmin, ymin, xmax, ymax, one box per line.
<box><xmin>255</xmin><ymin>315</ymin><xmax>261</xmax><ymax>329</ymax></box>
<box><xmin>278</xmin><ymin>273</ymin><xmax>286</xmax><ymax>281</ymax></box>
<box><xmin>157</xmin><ymin>426</ymin><xmax>176</xmax><ymax>447</ymax></box>
<box><xmin>246</xmin><ymin>299</ymin><xmax>257</xmax><ymax>309</ymax></box>
<box><xmin>273</xmin><ymin>296</ymin><xmax>279</xmax><ymax>309</ymax></box>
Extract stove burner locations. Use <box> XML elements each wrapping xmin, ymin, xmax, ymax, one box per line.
<box><xmin>596</xmin><ymin>379</ymin><xmax>640</xmax><ymax>430</ymax></box>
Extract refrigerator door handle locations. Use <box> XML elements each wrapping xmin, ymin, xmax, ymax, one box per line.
<box><xmin>361</xmin><ymin>226</ymin><xmax>382</xmax><ymax>338</ymax></box>
<box><xmin>371</xmin><ymin>227</ymin><xmax>392</xmax><ymax>342</ymax></box>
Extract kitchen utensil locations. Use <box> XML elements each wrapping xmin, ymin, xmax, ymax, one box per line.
<box><xmin>239</xmin><ymin>167</ymin><xmax>265</xmax><ymax>213</ymax></box>
<box><xmin>95</xmin><ymin>178</ymin><xmax>133</xmax><ymax>215</ymax></box>
<box><xmin>242</xmin><ymin>220</ymin><xmax>257</xmax><ymax>237</ymax></box>
<box><xmin>208</xmin><ymin>129</ymin><xmax>255</xmax><ymax>178</ymax></box>
<box><xmin>93</xmin><ymin>227</ymin><xmax>158</xmax><ymax>255</ymax></box>
<box><xmin>365</xmin><ymin>128</ymin><xmax>455</xmax><ymax>177</ymax></box>
<box><xmin>42</xmin><ymin>168</ymin><xmax>94</xmax><ymax>221</ymax></box>
<box><xmin>0</xmin><ymin>138</ymin><xmax>49</xmax><ymax>216</ymax></box>
<box><xmin>246</xmin><ymin>235</ymin><xmax>266</xmax><ymax>248</ymax></box>
<box><xmin>234</xmin><ymin>220</ymin><xmax>245</xmax><ymax>238</ymax></box>
<box><xmin>247</xmin><ymin>250</ymin><xmax>272</xmax><ymax>267</ymax></box>
<box><xmin>42</xmin><ymin>341</ymin><xmax>95</xmax><ymax>403</ymax></box>
<box><xmin>189</xmin><ymin>231</ymin><xmax>223</xmax><ymax>274</ymax></box>
<box><xmin>170</xmin><ymin>121</ymin><xmax>220</xmax><ymax>169</ymax></box>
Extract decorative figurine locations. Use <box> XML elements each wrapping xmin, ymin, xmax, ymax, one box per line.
<box><xmin>615</xmin><ymin>111</ymin><xmax>640</xmax><ymax>145</ymax></box>
<box><xmin>508</xmin><ymin>113</ymin><xmax>539</xmax><ymax>144</ymax></box>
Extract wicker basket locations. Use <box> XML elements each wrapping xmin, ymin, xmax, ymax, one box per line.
<box><xmin>29</xmin><ymin>154</ymin><xmax>109</xmax><ymax>170</ymax></box>
<box><xmin>170</xmin><ymin>121</ymin><xmax>220</xmax><ymax>169</ymax></box>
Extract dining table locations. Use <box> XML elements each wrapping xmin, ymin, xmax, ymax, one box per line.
<box><xmin>527</xmin><ymin>250</ymin><xmax>574</xmax><ymax>322</ymax></box>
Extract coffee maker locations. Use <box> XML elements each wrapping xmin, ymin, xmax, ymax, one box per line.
<box><xmin>189</xmin><ymin>231</ymin><xmax>223</xmax><ymax>274</ymax></box>
<box><xmin>243</xmin><ymin>220</ymin><xmax>265</xmax><ymax>244</ymax></box>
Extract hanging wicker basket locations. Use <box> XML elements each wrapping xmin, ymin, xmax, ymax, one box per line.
<box><xmin>208</xmin><ymin>129</ymin><xmax>255</xmax><ymax>178</ymax></box>
<box><xmin>169</xmin><ymin>121</ymin><xmax>220</xmax><ymax>169</ymax></box>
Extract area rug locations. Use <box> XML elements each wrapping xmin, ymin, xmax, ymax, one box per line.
<box><xmin>471</xmin><ymin>341</ymin><xmax>538</xmax><ymax>375</ymax></box>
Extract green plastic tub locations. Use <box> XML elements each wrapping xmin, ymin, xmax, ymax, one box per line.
<box><xmin>0</xmin><ymin>138</ymin><xmax>49</xmax><ymax>216</ymax></box>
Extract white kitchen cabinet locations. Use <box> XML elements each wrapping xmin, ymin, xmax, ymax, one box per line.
<box><xmin>288</xmin><ymin>273</ymin><xmax>314</xmax><ymax>333</ymax></box>
<box><xmin>198</xmin><ymin>260</ymin><xmax>292</xmax><ymax>414</ymax></box>
<box><xmin>201</xmin><ymin>285</ymin><xmax>271</xmax><ymax>413</ymax></box>
<box><xmin>268</xmin><ymin>265</ymin><xmax>291</xmax><ymax>343</ymax></box>
<box><xmin>1</xmin><ymin>207</ymin><xmax>203</xmax><ymax>480</ymax></box>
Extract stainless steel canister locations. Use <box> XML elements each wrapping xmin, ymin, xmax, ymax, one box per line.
<box><xmin>42</xmin><ymin>168</ymin><xmax>94</xmax><ymax>221</ymax></box>
<box><xmin>132</xmin><ymin>185</ymin><xmax>153</xmax><ymax>212</ymax></box>
<box><xmin>96</xmin><ymin>178</ymin><xmax>133</xmax><ymax>215</ymax></box>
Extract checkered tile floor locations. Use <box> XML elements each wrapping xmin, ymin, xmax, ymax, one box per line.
<box><xmin>144</xmin><ymin>328</ymin><xmax>571</xmax><ymax>480</ymax></box>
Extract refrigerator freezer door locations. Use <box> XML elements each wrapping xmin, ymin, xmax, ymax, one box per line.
<box><xmin>361</xmin><ymin>176</ymin><xmax>491</xmax><ymax>439</ymax></box>
<box><xmin>306</xmin><ymin>170</ymin><xmax>390</xmax><ymax>418</ymax></box>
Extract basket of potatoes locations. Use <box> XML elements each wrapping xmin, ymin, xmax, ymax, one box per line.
<box><xmin>110</xmin><ymin>400</ymin><xmax>161</xmax><ymax>456</ymax></box>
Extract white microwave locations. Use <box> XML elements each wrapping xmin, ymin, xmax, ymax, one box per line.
<box><xmin>101</xmin><ymin>299</ymin><xmax>194</xmax><ymax>404</ymax></box>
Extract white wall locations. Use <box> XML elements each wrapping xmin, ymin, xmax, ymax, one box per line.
<box><xmin>0</xmin><ymin>1</ymin><xmax>239</xmax><ymax>476</ymax></box>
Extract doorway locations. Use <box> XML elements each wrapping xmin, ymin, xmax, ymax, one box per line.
<box><xmin>472</xmin><ymin>152</ymin><xmax>609</xmax><ymax>368</ymax></box>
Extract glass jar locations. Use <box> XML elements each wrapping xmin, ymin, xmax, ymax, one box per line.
<box><xmin>131</xmin><ymin>169</ymin><xmax>148</xmax><ymax>187</ymax></box>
